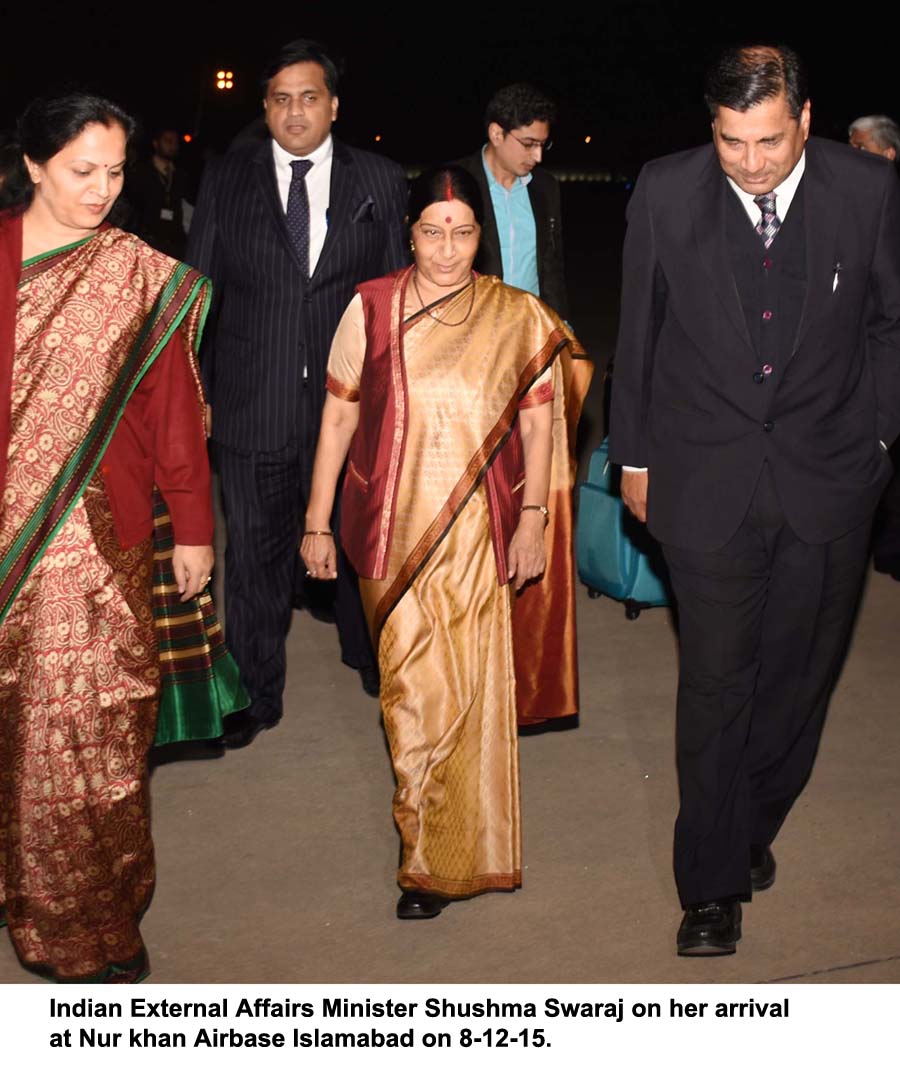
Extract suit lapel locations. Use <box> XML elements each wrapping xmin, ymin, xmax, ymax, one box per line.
<box><xmin>690</xmin><ymin>159</ymin><xmax>754</xmax><ymax>352</ymax></box>
<box><xmin>252</xmin><ymin>138</ymin><xmax>307</xmax><ymax>276</ymax></box>
<box><xmin>791</xmin><ymin>140</ymin><xmax>839</xmax><ymax>355</ymax></box>
<box><xmin>312</xmin><ymin>139</ymin><xmax>356</xmax><ymax>282</ymax></box>
<box><xmin>470</xmin><ymin>154</ymin><xmax>502</xmax><ymax>274</ymax></box>
<box><xmin>528</xmin><ymin>173</ymin><xmax>548</xmax><ymax>279</ymax></box>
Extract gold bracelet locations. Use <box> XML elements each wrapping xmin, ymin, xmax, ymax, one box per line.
<box><xmin>303</xmin><ymin>530</ymin><xmax>333</xmax><ymax>537</ymax></box>
<box><xmin>521</xmin><ymin>504</ymin><xmax>549</xmax><ymax>520</ymax></box>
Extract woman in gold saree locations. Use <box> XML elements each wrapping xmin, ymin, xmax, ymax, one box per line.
<box><xmin>0</xmin><ymin>92</ymin><xmax>226</xmax><ymax>981</ymax></box>
<box><xmin>302</xmin><ymin>166</ymin><xmax>588</xmax><ymax>918</ymax></box>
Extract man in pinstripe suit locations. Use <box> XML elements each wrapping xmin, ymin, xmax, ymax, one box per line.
<box><xmin>187</xmin><ymin>39</ymin><xmax>408</xmax><ymax>748</ymax></box>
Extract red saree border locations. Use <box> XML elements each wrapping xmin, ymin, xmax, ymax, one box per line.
<box><xmin>373</xmin><ymin>269</ymin><xmax>412</xmax><ymax>579</ymax></box>
<box><xmin>325</xmin><ymin>372</ymin><xmax>360</xmax><ymax>402</ymax></box>
<box><xmin>400</xmin><ymin>870</ymin><xmax>522</xmax><ymax>899</ymax></box>
<box><xmin>0</xmin><ymin>255</ymin><xmax>210</xmax><ymax>627</ymax></box>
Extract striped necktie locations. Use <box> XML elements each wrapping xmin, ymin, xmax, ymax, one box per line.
<box><xmin>286</xmin><ymin>159</ymin><xmax>314</xmax><ymax>276</ymax></box>
<box><xmin>753</xmin><ymin>192</ymin><xmax>781</xmax><ymax>249</ymax></box>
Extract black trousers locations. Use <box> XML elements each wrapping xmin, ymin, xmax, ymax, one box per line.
<box><xmin>213</xmin><ymin>388</ymin><xmax>374</xmax><ymax>724</ymax></box>
<box><xmin>872</xmin><ymin>439</ymin><xmax>900</xmax><ymax>567</ymax></box>
<box><xmin>661</xmin><ymin>463</ymin><xmax>872</xmax><ymax>907</ymax></box>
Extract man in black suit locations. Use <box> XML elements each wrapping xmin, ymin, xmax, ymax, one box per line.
<box><xmin>186</xmin><ymin>39</ymin><xmax>408</xmax><ymax>748</ymax></box>
<box><xmin>610</xmin><ymin>45</ymin><xmax>900</xmax><ymax>954</ymax></box>
<box><xmin>456</xmin><ymin>83</ymin><xmax>568</xmax><ymax>319</ymax></box>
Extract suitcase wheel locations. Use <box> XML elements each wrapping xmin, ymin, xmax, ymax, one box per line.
<box><xmin>625</xmin><ymin>600</ymin><xmax>642</xmax><ymax>620</ymax></box>
<box><xmin>587</xmin><ymin>588</ymin><xmax>601</xmax><ymax>600</ymax></box>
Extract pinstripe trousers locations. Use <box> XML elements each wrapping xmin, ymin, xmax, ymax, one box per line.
<box><xmin>214</xmin><ymin>385</ymin><xmax>374</xmax><ymax>723</ymax></box>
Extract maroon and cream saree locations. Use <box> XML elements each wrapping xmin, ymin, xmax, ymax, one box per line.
<box><xmin>0</xmin><ymin>219</ymin><xmax>214</xmax><ymax>980</ymax></box>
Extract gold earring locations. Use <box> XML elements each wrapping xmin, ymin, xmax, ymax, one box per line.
<box><xmin>410</xmin><ymin>241</ymin><xmax>416</xmax><ymax>253</ymax></box>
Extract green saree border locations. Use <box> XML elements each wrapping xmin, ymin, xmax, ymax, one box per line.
<box><xmin>20</xmin><ymin>233</ymin><xmax>94</xmax><ymax>276</ymax></box>
<box><xmin>0</xmin><ymin>261</ymin><xmax>210</xmax><ymax>626</ymax></box>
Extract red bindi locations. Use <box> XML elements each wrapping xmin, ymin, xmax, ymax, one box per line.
<box><xmin>445</xmin><ymin>215</ymin><xmax>452</xmax><ymax>223</ymax></box>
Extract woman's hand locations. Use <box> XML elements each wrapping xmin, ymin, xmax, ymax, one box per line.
<box><xmin>173</xmin><ymin>544</ymin><xmax>214</xmax><ymax>601</ymax></box>
<box><xmin>301</xmin><ymin>532</ymin><xmax>338</xmax><ymax>580</ymax></box>
<box><xmin>507</xmin><ymin>511</ymin><xmax>547</xmax><ymax>591</ymax></box>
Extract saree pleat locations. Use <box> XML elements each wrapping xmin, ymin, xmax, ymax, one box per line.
<box><xmin>362</xmin><ymin>488</ymin><xmax>521</xmax><ymax>897</ymax></box>
<box><xmin>151</xmin><ymin>490</ymin><xmax>249</xmax><ymax>745</ymax></box>
<box><xmin>0</xmin><ymin>477</ymin><xmax>157</xmax><ymax>980</ymax></box>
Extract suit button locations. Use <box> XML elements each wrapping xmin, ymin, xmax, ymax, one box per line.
<box><xmin>763</xmin><ymin>257</ymin><xmax>772</xmax><ymax>269</ymax></box>
<box><xmin>303</xmin><ymin>294</ymin><xmax>312</xmax><ymax>304</ymax></box>
<box><xmin>763</xmin><ymin>420</ymin><xmax>775</xmax><ymax>432</ymax></box>
<box><xmin>762</xmin><ymin>310</ymin><xmax>773</xmax><ymax>320</ymax></box>
<box><xmin>753</xmin><ymin>371</ymin><xmax>765</xmax><ymax>383</ymax></box>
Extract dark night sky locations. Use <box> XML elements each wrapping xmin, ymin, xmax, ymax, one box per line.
<box><xmin>3</xmin><ymin>1</ymin><xmax>898</xmax><ymax>175</ymax></box>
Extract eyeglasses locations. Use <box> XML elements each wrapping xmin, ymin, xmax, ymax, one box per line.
<box><xmin>508</xmin><ymin>133</ymin><xmax>553</xmax><ymax>152</ymax></box>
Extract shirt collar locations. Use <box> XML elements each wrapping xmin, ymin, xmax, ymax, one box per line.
<box><xmin>272</xmin><ymin>132</ymin><xmax>333</xmax><ymax>171</ymax></box>
<box><xmin>481</xmin><ymin>144</ymin><xmax>532</xmax><ymax>191</ymax></box>
<box><xmin>726</xmin><ymin>148</ymin><xmax>806</xmax><ymax>220</ymax></box>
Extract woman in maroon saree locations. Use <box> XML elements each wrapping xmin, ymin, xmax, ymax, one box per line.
<box><xmin>0</xmin><ymin>92</ymin><xmax>230</xmax><ymax>981</ymax></box>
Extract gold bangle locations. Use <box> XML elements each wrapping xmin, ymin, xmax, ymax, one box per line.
<box><xmin>303</xmin><ymin>530</ymin><xmax>333</xmax><ymax>537</ymax></box>
<box><xmin>521</xmin><ymin>504</ymin><xmax>549</xmax><ymax>517</ymax></box>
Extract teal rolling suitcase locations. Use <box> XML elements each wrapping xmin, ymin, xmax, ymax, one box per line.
<box><xmin>575</xmin><ymin>438</ymin><xmax>670</xmax><ymax>618</ymax></box>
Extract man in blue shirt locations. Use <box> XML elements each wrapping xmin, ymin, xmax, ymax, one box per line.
<box><xmin>457</xmin><ymin>83</ymin><xmax>569</xmax><ymax>320</ymax></box>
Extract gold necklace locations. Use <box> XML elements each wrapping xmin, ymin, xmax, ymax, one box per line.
<box><xmin>412</xmin><ymin>271</ymin><xmax>476</xmax><ymax>327</ymax></box>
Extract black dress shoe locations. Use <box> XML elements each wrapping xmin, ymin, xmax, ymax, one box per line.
<box><xmin>358</xmin><ymin>665</ymin><xmax>381</xmax><ymax>698</ymax></box>
<box><xmin>873</xmin><ymin>554</ymin><xmax>900</xmax><ymax>579</ymax></box>
<box><xmin>750</xmin><ymin>844</ymin><xmax>776</xmax><ymax>891</ymax></box>
<box><xmin>677</xmin><ymin>899</ymin><xmax>741</xmax><ymax>956</ymax></box>
<box><xmin>396</xmin><ymin>890</ymin><xmax>449</xmax><ymax>919</ymax></box>
<box><xmin>219</xmin><ymin>711</ymin><xmax>280</xmax><ymax>751</ymax></box>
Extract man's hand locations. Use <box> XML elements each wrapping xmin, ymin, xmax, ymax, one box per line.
<box><xmin>173</xmin><ymin>544</ymin><xmax>214</xmax><ymax>601</ymax></box>
<box><xmin>621</xmin><ymin>469</ymin><xmax>648</xmax><ymax>523</ymax></box>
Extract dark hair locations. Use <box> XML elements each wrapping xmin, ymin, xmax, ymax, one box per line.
<box><xmin>704</xmin><ymin>45</ymin><xmax>808</xmax><ymax>119</ymax></box>
<box><xmin>260</xmin><ymin>38</ymin><xmax>340</xmax><ymax>97</ymax></box>
<box><xmin>484</xmin><ymin>82</ymin><xmax>557</xmax><ymax>133</ymax></box>
<box><xmin>0</xmin><ymin>91</ymin><xmax>135</xmax><ymax>212</ymax></box>
<box><xmin>408</xmin><ymin>165</ymin><xmax>484</xmax><ymax>228</ymax></box>
<box><xmin>150</xmin><ymin>124</ymin><xmax>179</xmax><ymax>141</ymax></box>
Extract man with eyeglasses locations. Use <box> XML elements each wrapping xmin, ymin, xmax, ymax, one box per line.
<box><xmin>457</xmin><ymin>83</ymin><xmax>568</xmax><ymax>319</ymax></box>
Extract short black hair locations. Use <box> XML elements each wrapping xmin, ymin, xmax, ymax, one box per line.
<box><xmin>408</xmin><ymin>165</ymin><xmax>484</xmax><ymax>228</ymax></box>
<box><xmin>260</xmin><ymin>38</ymin><xmax>340</xmax><ymax>97</ymax></box>
<box><xmin>0</xmin><ymin>90</ymin><xmax>134</xmax><ymax>212</ymax></box>
<box><xmin>484</xmin><ymin>83</ymin><xmax>557</xmax><ymax>133</ymax></box>
<box><xmin>704</xmin><ymin>45</ymin><xmax>808</xmax><ymax>119</ymax></box>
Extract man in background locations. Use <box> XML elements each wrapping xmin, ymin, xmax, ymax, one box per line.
<box><xmin>127</xmin><ymin>126</ymin><xmax>188</xmax><ymax>258</ymax></box>
<box><xmin>186</xmin><ymin>39</ymin><xmax>408</xmax><ymax>748</ymax></box>
<box><xmin>849</xmin><ymin>114</ymin><xmax>900</xmax><ymax>160</ymax></box>
<box><xmin>457</xmin><ymin>83</ymin><xmax>568</xmax><ymax>319</ymax></box>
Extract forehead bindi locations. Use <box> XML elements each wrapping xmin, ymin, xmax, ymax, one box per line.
<box><xmin>420</xmin><ymin>201</ymin><xmax>474</xmax><ymax>228</ymax></box>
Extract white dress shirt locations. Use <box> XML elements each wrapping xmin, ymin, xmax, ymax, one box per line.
<box><xmin>623</xmin><ymin>150</ymin><xmax>807</xmax><ymax>474</ymax></box>
<box><xmin>726</xmin><ymin>149</ymin><xmax>806</xmax><ymax>228</ymax></box>
<box><xmin>271</xmin><ymin>133</ymin><xmax>333</xmax><ymax>276</ymax></box>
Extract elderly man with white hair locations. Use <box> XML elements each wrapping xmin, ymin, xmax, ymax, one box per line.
<box><xmin>849</xmin><ymin>114</ymin><xmax>900</xmax><ymax>160</ymax></box>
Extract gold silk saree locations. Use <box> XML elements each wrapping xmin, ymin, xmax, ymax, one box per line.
<box><xmin>329</xmin><ymin>268</ymin><xmax>590</xmax><ymax>898</ymax></box>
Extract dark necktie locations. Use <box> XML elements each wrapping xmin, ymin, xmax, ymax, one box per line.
<box><xmin>286</xmin><ymin>158</ymin><xmax>314</xmax><ymax>276</ymax></box>
<box><xmin>754</xmin><ymin>192</ymin><xmax>781</xmax><ymax>249</ymax></box>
